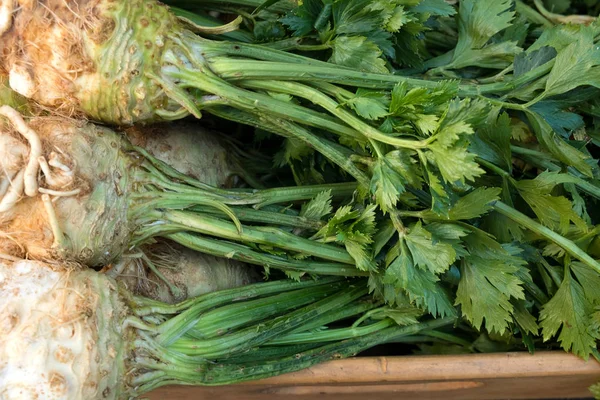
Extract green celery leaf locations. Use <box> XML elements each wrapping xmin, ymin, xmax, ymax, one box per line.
<box><xmin>390</xmin><ymin>82</ymin><xmax>430</xmax><ymax>115</ymax></box>
<box><xmin>412</xmin><ymin>0</ymin><xmax>457</xmax><ymax>17</ymax></box>
<box><xmin>528</xmin><ymin>23</ymin><xmax>589</xmax><ymax>53</ymax></box>
<box><xmin>449</xmin><ymin>41</ymin><xmax>522</xmax><ymax>70</ymax></box>
<box><xmin>300</xmin><ymin>190</ymin><xmax>333</xmax><ymax>220</ymax></box>
<box><xmin>332</xmin><ymin>0</ymin><xmax>383</xmax><ymax>35</ymax></box>
<box><xmin>424</xmin><ymin>222</ymin><xmax>470</xmax><ymax>258</ymax></box>
<box><xmin>426</xmin><ymin>169</ymin><xmax>455</xmax><ymax>217</ymax></box>
<box><xmin>516</xmin><ymin>170</ymin><xmax>580</xmax><ymax>192</ymax></box>
<box><xmin>543</xmin><ymin>26</ymin><xmax>600</xmax><ymax>100</ymax></box>
<box><xmin>280</xmin><ymin>0</ymin><xmax>322</xmax><ymax>36</ymax></box>
<box><xmin>570</xmin><ymin>262</ymin><xmax>600</xmax><ymax>305</ymax></box>
<box><xmin>513</xmin><ymin>300</ymin><xmax>540</xmax><ymax>336</ymax></box>
<box><xmin>564</xmin><ymin>184</ymin><xmax>592</xmax><ymax>226</ymax></box>
<box><xmin>442</xmin><ymin>0</ymin><xmax>520</xmax><ymax>70</ymax></box>
<box><xmin>434</xmin><ymin>119</ymin><xmax>473</xmax><ymax>148</ymax></box>
<box><xmin>328</xmin><ymin>205</ymin><xmax>378</xmax><ymax>271</ymax></box>
<box><xmin>330</xmin><ymin>36</ymin><xmax>389</xmax><ymax>73</ymax></box>
<box><xmin>366</xmin><ymin>29</ymin><xmax>395</xmax><ymax>59</ymax></box>
<box><xmin>447</xmin><ymin>187</ymin><xmax>502</xmax><ymax>220</ymax></box>
<box><xmin>427</xmin><ymin>140</ymin><xmax>485</xmax><ymax>184</ymax></box>
<box><xmin>316</xmin><ymin>205</ymin><xmax>358</xmax><ymax>237</ymax></box>
<box><xmin>480</xmin><ymin>179</ymin><xmax>524</xmax><ymax>243</ymax></box>
<box><xmin>405</xmin><ymin>221</ymin><xmax>459</xmax><ymax>275</ymax></box>
<box><xmin>365</xmin><ymin>2</ymin><xmax>414</xmax><ymax>33</ymax></box>
<box><xmin>514</xmin><ymin>46</ymin><xmax>557</xmax><ymax>77</ymax></box>
<box><xmin>389</xmin><ymin>81</ymin><xmax>460</xmax><ymax>118</ymax></box>
<box><xmin>370</xmin><ymin>306</ymin><xmax>423</xmax><ymax>326</ymax></box>
<box><xmin>469</xmin><ymin>112</ymin><xmax>513</xmax><ymax>170</ymax></box>
<box><xmin>387</xmin><ymin>6</ymin><xmax>410</xmax><ymax>32</ymax></box>
<box><xmin>539</xmin><ymin>265</ymin><xmax>600</xmax><ymax>359</ymax></box>
<box><xmin>284</xmin><ymin>270</ymin><xmax>306</xmax><ymax>281</ymax></box>
<box><xmin>455</xmin><ymin>231</ymin><xmax>526</xmax><ymax>334</ymax></box>
<box><xmin>275</xmin><ymin>138</ymin><xmax>314</xmax><ymax>167</ymax></box>
<box><xmin>414</xmin><ymin>114</ymin><xmax>440</xmax><ymax>135</ymax></box>
<box><xmin>498</xmin><ymin>14</ymin><xmax>529</xmax><ymax>47</ymax></box>
<box><xmin>384</xmin><ymin>241</ymin><xmax>456</xmax><ymax>317</ymax></box>
<box><xmin>515</xmin><ymin>171</ymin><xmax>588</xmax><ymax>233</ymax></box>
<box><xmin>345</xmin><ymin>96</ymin><xmax>389</xmax><ymax>120</ymax></box>
<box><xmin>526</xmin><ymin>111</ymin><xmax>592</xmax><ymax>177</ymax></box>
<box><xmin>385</xmin><ymin>149</ymin><xmax>423</xmax><ymax>188</ymax></box>
<box><xmin>343</xmin><ymin>231</ymin><xmax>377</xmax><ymax>271</ymax></box>
<box><xmin>370</xmin><ymin>156</ymin><xmax>407</xmax><ymax>213</ymax></box>
<box><xmin>455</xmin><ymin>0</ymin><xmax>515</xmax><ymax>51</ymax></box>
<box><xmin>368</xmin><ymin>273</ymin><xmax>412</xmax><ymax>306</ymax></box>
<box><xmin>254</xmin><ymin>20</ymin><xmax>287</xmax><ymax>41</ymax></box>
<box><xmin>530</xmin><ymin>101</ymin><xmax>585</xmax><ymax>139</ymax></box>
<box><xmin>441</xmin><ymin>97</ymin><xmax>491</xmax><ymax>130</ymax></box>
<box><xmin>456</xmin><ymin>254</ymin><xmax>525</xmax><ymax>335</ymax></box>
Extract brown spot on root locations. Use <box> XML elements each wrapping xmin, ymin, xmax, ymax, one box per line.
<box><xmin>0</xmin><ymin>312</ymin><xmax>19</xmax><ymax>335</ymax></box>
<box><xmin>49</xmin><ymin>372</ymin><xmax>67</xmax><ymax>396</ymax></box>
<box><xmin>54</xmin><ymin>346</ymin><xmax>75</xmax><ymax>363</ymax></box>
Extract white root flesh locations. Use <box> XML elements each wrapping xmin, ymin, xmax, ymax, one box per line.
<box><xmin>0</xmin><ymin>168</ymin><xmax>24</xmax><ymax>212</ymax></box>
<box><xmin>0</xmin><ymin>106</ymin><xmax>42</xmax><ymax>197</ymax></box>
<box><xmin>0</xmin><ymin>0</ymin><xmax>14</xmax><ymax>36</ymax></box>
<box><xmin>48</xmin><ymin>151</ymin><xmax>72</xmax><ymax>173</ymax></box>
<box><xmin>0</xmin><ymin>170</ymin><xmax>16</xmax><ymax>198</ymax></box>
<box><xmin>38</xmin><ymin>156</ymin><xmax>58</xmax><ymax>186</ymax></box>
<box><xmin>0</xmin><ymin>177</ymin><xmax>8</xmax><ymax>198</ymax></box>
<box><xmin>0</xmin><ymin>133</ymin><xmax>29</xmax><ymax>176</ymax></box>
<box><xmin>41</xmin><ymin>193</ymin><xmax>66</xmax><ymax>248</ymax></box>
<box><xmin>8</xmin><ymin>64</ymin><xmax>35</xmax><ymax>98</ymax></box>
<box><xmin>38</xmin><ymin>187</ymin><xmax>81</xmax><ymax>197</ymax></box>
<box><xmin>40</xmin><ymin>154</ymin><xmax>75</xmax><ymax>189</ymax></box>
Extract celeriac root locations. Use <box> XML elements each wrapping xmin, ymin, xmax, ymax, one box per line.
<box><xmin>41</xmin><ymin>192</ymin><xmax>66</xmax><ymax>248</ymax></box>
<box><xmin>0</xmin><ymin>105</ymin><xmax>41</xmax><ymax>196</ymax></box>
<box><xmin>0</xmin><ymin>105</ymin><xmax>77</xmax><ymax>214</ymax></box>
<box><xmin>0</xmin><ymin>168</ymin><xmax>24</xmax><ymax>212</ymax></box>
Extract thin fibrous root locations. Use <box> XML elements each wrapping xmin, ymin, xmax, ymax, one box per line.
<box><xmin>48</xmin><ymin>151</ymin><xmax>72</xmax><ymax>174</ymax></box>
<box><xmin>0</xmin><ymin>168</ymin><xmax>25</xmax><ymax>212</ymax></box>
<box><xmin>0</xmin><ymin>171</ymin><xmax>16</xmax><ymax>198</ymax></box>
<box><xmin>0</xmin><ymin>253</ymin><xmax>21</xmax><ymax>261</ymax></box>
<box><xmin>38</xmin><ymin>187</ymin><xmax>81</xmax><ymax>197</ymax></box>
<box><xmin>0</xmin><ymin>230</ymin><xmax>25</xmax><ymax>254</ymax></box>
<box><xmin>0</xmin><ymin>105</ymin><xmax>42</xmax><ymax>196</ymax></box>
<box><xmin>41</xmin><ymin>193</ymin><xmax>66</xmax><ymax>248</ymax></box>
<box><xmin>42</xmin><ymin>153</ymin><xmax>75</xmax><ymax>188</ymax></box>
<box><xmin>38</xmin><ymin>156</ymin><xmax>59</xmax><ymax>187</ymax></box>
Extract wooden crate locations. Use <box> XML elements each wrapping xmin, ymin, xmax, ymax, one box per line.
<box><xmin>147</xmin><ymin>352</ymin><xmax>600</xmax><ymax>399</ymax></box>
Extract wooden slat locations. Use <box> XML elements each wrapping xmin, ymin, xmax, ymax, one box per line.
<box><xmin>146</xmin><ymin>352</ymin><xmax>600</xmax><ymax>399</ymax></box>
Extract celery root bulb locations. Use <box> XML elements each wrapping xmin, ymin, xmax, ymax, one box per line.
<box><xmin>0</xmin><ymin>113</ymin><xmax>233</xmax><ymax>265</ymax></box>
<box><xmin>0</xmin><ymin>258</ymin><xmax>420</xmax><ymax>399</ymax></box>
<box><xmin>0</xmin><ymin>259</ymin><xmax>129</xmax><ymax>400</ymax></box>
<box><xmin>0</xmin><ymin>116</ymin><xmax>131</xmax><ymax>265</ymax></box>
<box><xmin>1</xmin><ymin>0</ymin><xmax>185</xmax><ymax>123</ymax></box>
<box><xmin>115</xmin><ymin>242</ymin><xmax>259</xmax><ymax>304</ymax></box>
<box><xmin>0</xmin><ymin>109</ymin><xmax>363</xmax><ymax>277</ymax></box>
<box><xmin>125</xmin><ymin>121</ymin><xmax>236</xmax><ymax>188</ymax></box>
